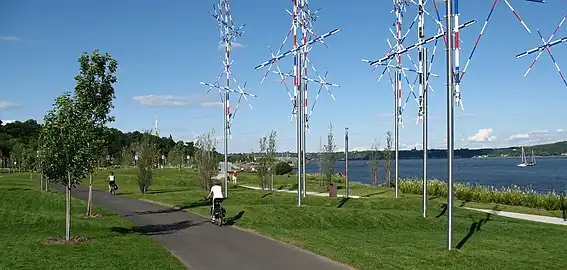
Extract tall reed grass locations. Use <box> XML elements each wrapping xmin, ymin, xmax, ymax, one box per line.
<box><xmin>398</xmin><ymin>179</ymin><xmax>567</xmax><ymax>211</ymax></box>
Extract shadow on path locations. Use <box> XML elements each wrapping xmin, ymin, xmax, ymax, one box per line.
<box><xmin>225</xmin><ymin>211</ymin><xmax>246</xmax><ymax>226</ymax></box>
<box><xmin>125</xmin><ymin>199</ymin><xmax>211</xmax><ymax>217</ymax></box>
<box><xmin>111</xmin><ymin>220</ymin><xmax>206</xmax><ymax>236</ymax></box>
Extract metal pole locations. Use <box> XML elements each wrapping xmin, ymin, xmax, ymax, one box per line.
<box><xmin>445</xmin><ymin>0</ymin><xmax>455</xmax><ymax>250</ymax></box>
<box><xmin>302</xmin><ymin>83</ymin><xmax>307</xmax><ymax>198</ymax></box>
<box><xmin>422</xmin><ymin>48</ymin><xmax>429</xmax><ymax>218</ymax></box>
<box><xmin>345</xmin><ymin>127</ymin><xmax>349</xmax><ymax>198</ymax></box>
<box><xmin>394</xmin><ymin>70</ymin><xmax>400</xmax><ymax>199</ymax></box>
<box><xmin>296</xmin><ymin>52</ymin><xmax>303</xmax><ymax>207</ymax></box>
<box><xmin>224</xmin><ymin>49</ymin><xmax>230</xmax><ymax>198</ymax></box>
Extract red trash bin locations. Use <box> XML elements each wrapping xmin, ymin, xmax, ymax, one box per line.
<box><xmin>328</xmin><ymin>183</ymin><xmax>336</xmax><ymax>197</ymax></box>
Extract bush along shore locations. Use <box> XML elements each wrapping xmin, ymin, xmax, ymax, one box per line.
<box><xmin>397</xmin><ymin>179</ymin><xmax>567</xmax><ymax>211</ymax></box>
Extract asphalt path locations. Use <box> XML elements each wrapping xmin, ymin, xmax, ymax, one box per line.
<box><xmin>55</xmin><ymin>185</ymin><xmax>355</xmax><ymax>270</ymax></box>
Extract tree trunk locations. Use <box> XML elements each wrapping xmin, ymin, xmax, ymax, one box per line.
<box><xmin>86</xmin><ymin>173</ymin><xmax>93</xmax><ymax>216</ymax></box>
<box><xmin>40</xmin><ymin>173</ymin><xmax>43</xmax><ymax>191</ymax></box>
<box><xmin>271</xmin><ymin>174</ymin><xmax>274</xmax><ymax>191</ymax></box>
<box><xmin>65</xmin><ymin>172</ymin><xmax>71</xmax><ymax>241</ymax></box>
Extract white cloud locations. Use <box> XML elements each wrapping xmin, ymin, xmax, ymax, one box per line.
<box><xmin>508</xmin><ymin>133</ymin><xmax>530</xmax><ymax>140</ymax></box>
<box><xmin>1</xmin><ymin>120</ymin><xmax>15</xmax><ymax>125</ymax></box>
<box><xmin>201</xmin><ymin>101</ymin><xmax>223</xmax><ymax>107</ymax></box>
<box><xmin>468</xmin><ymin>128</ymin><xmax>496</xmax><ymax>142</ymax></box>
<box><xmin>557</xmin><ymin>129</ymin><xmax>565</xmax><ymax>132</ymax></box>
<box><xmin>0</xmin><ymin>35</ymin><xmax>22</xmax><ymax>41</ymax></box>
<box><xmin>217</xmin><ymin>42</ymin><xmax>244</xmax><ymax>50</ymax></box>
<box><xmin>133</xmin><ymin>94</ymin><xmax>220</xmax><ymax>108</ymax></box>
<box><xmin>0</xmin><ymin>101</ymin><xmax>22</xmax><ymax>110</ymax></box>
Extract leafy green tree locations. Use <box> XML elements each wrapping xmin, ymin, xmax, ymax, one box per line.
<box><xmin>41</xmin><ymin>50</ymin><xmax>117</xmax><ymax>239</ymax></box>
<box><xmin>384</xmin><ymin>131</ymin><xmax>393</xmax><ymax>187</ymax></box>
<box><xmin>194</xmin><ymin>131</ymin><xmax>219</xmax><ymax>191</ymax></box>
<box><xmin>369</xmin><ymin>139</ymin><xmax>380</xmax><ymax>186</ymax></box>
<box><xmin>274</xmin><ymin>161</ymin><xmax>292</xmax><ymax>175</ymax></box>
<box><xmin>169</xmin><ymin>142</ymin><xmax>186</xmax><ymax>171</ymax></box>
<box><xmin>134</xmin><ymin>132</ymin><xmax>159</xmax><ymax>194</ymax></box>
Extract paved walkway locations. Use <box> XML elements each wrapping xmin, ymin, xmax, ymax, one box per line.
<box><xmin>240</xmin><ymin>185</ymin><xmax>362</xmax><ymax>198</ymax></box>
<box><xmin>55</xmin><ymin>185</ymin><xmax>354</xmax><ymax>270</ymax></box>
<box><xmin>463</xmin><ymin>207</ymin><xmax>567</xmax><ymax>226</ymax></box>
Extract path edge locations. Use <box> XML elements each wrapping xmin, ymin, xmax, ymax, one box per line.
<box><xmin>140</xmin><ymin>198</ymin><xmax>357</xmax><ymax>270</ymax></box>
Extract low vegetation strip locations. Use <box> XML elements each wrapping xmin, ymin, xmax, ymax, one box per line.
<box><xmin>0</xmin><ymin>173</ymin><xmax>185</xmax><ymax>269</ymax></box>
<box><xmin>91</xmin><ymin>168</ymin><xmax>567</xmax><ymax>269</ymax></box>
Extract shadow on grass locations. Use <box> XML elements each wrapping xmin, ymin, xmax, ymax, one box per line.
<box><xmin>111</xmin><ymin>220</ymin><xmax>206</xmax><ymax>236</ymax></box>
<box><xmin>436</xmin><ymin>203</ymin><xmax>448</xmax><ymax>218</ymax></box>
<box><xmin>224</xmin><ymin>211</ymin><xmax>245</xmax><ymax>226</ymax></box>
<box><xmin>261</xmin><ymin>193</ymin><xmax>272</xmax><ymax>198</ymax></box>
<box><xmin>337</xmin><ymin>197</ymin><xmax>350</xmax><ymax>208</ymax></box>
<box><xmin>456</xmin><ymin>212</ymin><xmax>492</xmax><ymax>249</ymax></box>
<box><xmin>360</xmin><ymin>191</ymin><xmax>388</xmax><ymax>198</ymax></box>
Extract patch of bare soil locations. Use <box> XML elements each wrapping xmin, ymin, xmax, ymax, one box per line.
<box><xmin>79</xmin><ymin>213</ymin><xmax>103</xmax><ymax>219</ymax></box>
<box><xmin>43</xmin><ymin>236</ymin><xmax>90</xmax><ymax>245</ymax></box>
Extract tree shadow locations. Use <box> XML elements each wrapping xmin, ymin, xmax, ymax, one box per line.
<box><xmin>337</xmin><ymin>197</ymin><xmax>350</xmax><ymax>208</ymax></box>
<box><xmin>456</xmin><ymin>213</ymin><xmax>492</xmax><ymax>249</ymax></box>
<box><xmin>145</xmin><ymin>188</ymin><xmax>189</xmax><ymax>195</ymax></box>
<box><xmin>124</xmin><ymin>199</ymin><xmax>210</xmax><ymax>217</ymax></box>
<box><xmin>360</xmin><ymin>191</ymin><xmax>388</xmax><ymax>198</ymax></box>
<box><xmin>111</xmin><ymin>220</ymin><xmax>205</xmax><ymax>236</ymax></box>
<box><xmin>436</xmin><ymin>203</ymin><xmax>448</xmax><ymax>218</ymax></box>
<box><xmin>428</xmin><ymin>196</ymin><xmax>438</xmax><ymax>200</ymax></box>
<box><xmin>224</xmin><ymin>211</ymin><xmax>245</xmax><ymax>226</ymax></box>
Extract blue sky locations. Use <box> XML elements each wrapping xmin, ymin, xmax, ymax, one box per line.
<box><xmin>1</xmin><ymin>0</ymin><xmax>566</xmax><ymax>153</ymax></box>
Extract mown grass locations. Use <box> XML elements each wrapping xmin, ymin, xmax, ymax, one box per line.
<box><xmin>0</xmin><ymin>173</ymin><xmax>185</xmax><ymax>270</ymax></box>
<box><xmin>92</xmin><ymin>168</ymin><xmax>567</xmax><ymax>269</ymax></box>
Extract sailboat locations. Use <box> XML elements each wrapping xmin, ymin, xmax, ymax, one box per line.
<box><xmin>517</xmin><ymin>146</ymin><xmax>536</xmax><ymax>167</ymax></box>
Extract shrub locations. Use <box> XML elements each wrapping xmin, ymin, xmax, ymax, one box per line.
<box><xmin>274</xmin><ymin>161</ymin><xmax>293</xmax><ymax>175</ymax></box>
<box><xmin>398</xmin><ymin>179</ymin><xmax>564</xmax><ymax>211</ymax></box>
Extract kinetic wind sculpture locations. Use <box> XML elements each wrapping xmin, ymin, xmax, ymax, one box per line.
<box><xmin>200</xmin><ymin>0</ymin><xmax>256</xmax><ymax>197</ymax></box>
<box><xmin>460</xmin><ymin>0</ymin><xmax>545</xmax><ymax>85</ymax></box>
<box><xmin>516</xmin><ymin>13</ymin><xmax>567</xmax><ymax>87</ymax></box>
<box><xmin>254</xmin><ymin>0</ymin><xmax>340</xmax><ymax>205</ymax></box>
<box><xmin>363</xmin><ymin>0</ymin><xmax>470</xmax><ymax>200</ymax></box>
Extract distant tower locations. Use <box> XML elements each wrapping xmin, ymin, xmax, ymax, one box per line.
<box><xmin>154</xmin><ymin>112</ymin><xmax>159</xmax><ymax>137</ymax></box>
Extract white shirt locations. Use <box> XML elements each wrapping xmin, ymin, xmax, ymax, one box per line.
<box><xmin>109</xmin><ymin>175</ymin><xmax>115</xmax><ymax>181</ymax></box>
<box><xmin>210</xmin><ymin>185</ymin><xmax>224</xmax><ymax>199</ymax></box>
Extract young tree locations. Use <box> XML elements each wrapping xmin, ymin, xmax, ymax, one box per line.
<box><xmin>267</xmin><ymin>131</ymin><xmax>277</xmax><ymax>190</ymax></box>
<box><xmin>169</xmin><ymin>142</ymin><xmax>186</xmax><ymax>171</ymax></box>
<box><xmin>73</xmin><ymin>50</ymin><xmax>118</xmax><ymax>216</ymax></box>
<box><xmin>323</xmin><ymin>122</ymin><xmax>337</xmax><ymax>186</ymax></box>
<box><xmin>257</xmin><ymin>135</ymin><xmax>268</xmax><ymax>189</ymax></box>
<box><xmin>384</xmin><ymin>131</ymin><xmax>393</xmax><ymax>187</ymax></box>
<box><xmin>194</xmin><ymin>131</ymin><xmax>219</xmax><ymax>191</ymax></box>
<box><xmin>41</xmin><ymin>50</ymin><xmax>117</xmax><ymax>239</ymax></box>
<box><xmin>258</xmin><ymin>131</ymin><xmax>277</xmax><ymax>190</ymax></box>
<box><xmin>368</xmin><ymin>138</ymin><xmax>381</xmax><ymax>186</ymax></box>
<box><xmin>133</xmin><ymin>132</ymin><xmax>159</xmax><ymax>194</ymax></box>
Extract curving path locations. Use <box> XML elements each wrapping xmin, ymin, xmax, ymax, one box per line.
<box><xmin>54</xmin><ymin>185</ymin><xmax>355</xmax><ymax>270</ymax></box>
<box><xmin>463</xmin><ymin>207</ymin><xmax>567</xmax><ymax>226</ymax></box>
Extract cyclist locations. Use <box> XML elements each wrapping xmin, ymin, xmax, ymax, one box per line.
<box><xmin>206</xmin><ymin>180</ymin><xmax>224</xmax><ymax>222</ymax></box>
<box><xmin>107</xmin><ymin>171</ymin><xmax>116</xmax><ymax>194</ymax></box>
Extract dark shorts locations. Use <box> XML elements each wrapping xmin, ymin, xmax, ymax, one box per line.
<box><xmin>109</xmin><ymin>181</ymin><xmax>115</xmax><ymax>187</ymax></box>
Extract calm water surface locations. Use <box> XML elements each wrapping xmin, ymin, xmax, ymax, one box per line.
<box><xmin>302</xmin><ymin>157</ymin><xmax>567</xmax><ymax>193</ymax></box>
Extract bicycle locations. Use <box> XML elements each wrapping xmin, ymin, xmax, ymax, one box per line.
<box><xmin>208</xmin><ymin>197</ymin><xmax>226</xmax><ymax>226</ymax></box>
<box><xmin>109</xmin><ymin>182</ymin><xmax>118</xmax><ymax>195</ymax></box>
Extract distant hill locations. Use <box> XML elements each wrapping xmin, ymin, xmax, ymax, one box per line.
<box><xmin>229</xmin><ymin>141</ymin><xmax>567</xmax><ymax>161</ymax></box>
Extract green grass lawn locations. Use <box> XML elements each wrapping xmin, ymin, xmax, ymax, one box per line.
<box><xmin>0</xmin><ymin>173</ymin><xmax>185</xmax><ymax>270</ymax></box>
<box><xmin>91</xmin><ymin>168</ymin><xmax>567</xmax><ymax>269</ymax></box>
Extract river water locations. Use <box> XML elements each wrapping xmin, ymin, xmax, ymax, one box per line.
<box><xmin>302</xmin><ymin>157</ymin><xmax>567</xmax><ymax>193</ymax></box>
